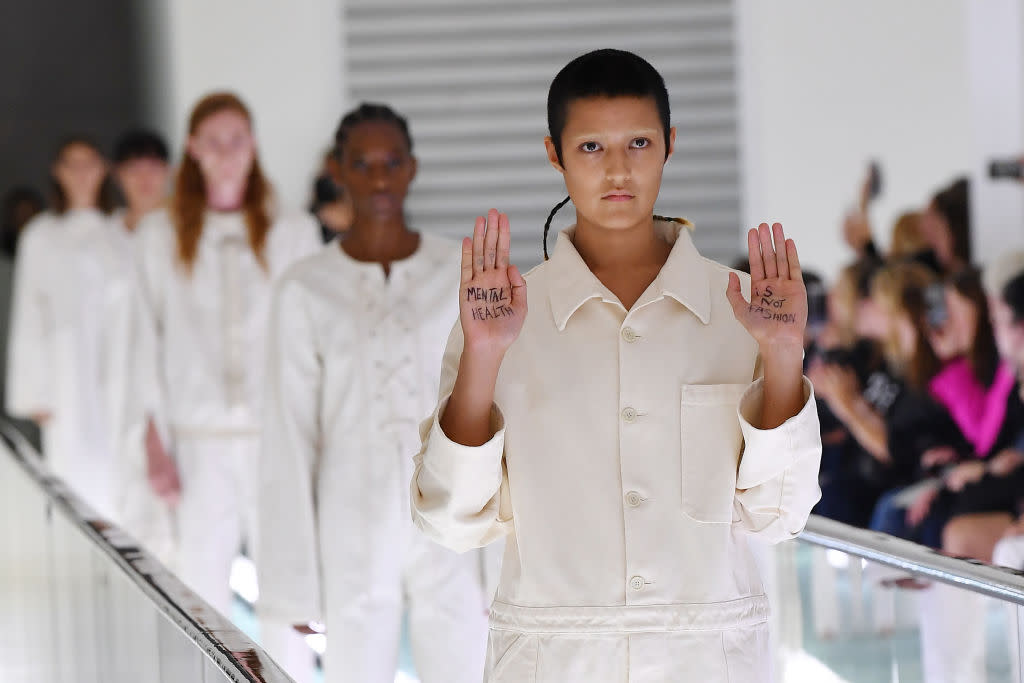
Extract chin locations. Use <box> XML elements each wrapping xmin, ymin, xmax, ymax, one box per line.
<box><xmin>589</xmin><ymin>207</ymin><xmax>653</xmax><ymax>231</ymax></box>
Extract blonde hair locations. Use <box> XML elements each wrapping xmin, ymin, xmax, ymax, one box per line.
<box><xmin>871</xmin><ymin>262</ymin><xmax>941</xmax><ymax>390</ymax></box>
<box><xmin>889</xmin><ymin>211</ymin><xmax>927</xmax><ymax>260</ymax></box>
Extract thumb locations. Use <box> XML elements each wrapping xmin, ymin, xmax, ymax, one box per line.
<box><xmin>726</xmin><ymin>272</ymin><xmax>747</xmax><ymax>316</ymax></box>
<box><xmin>508</xmin><ymin>265</ymin><xmax>527</xmax><ymax>305</ymax></box>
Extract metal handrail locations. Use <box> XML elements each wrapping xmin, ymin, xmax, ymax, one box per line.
<box><xmin>801</xmin><ymin>515</ymin><xmax>1024</xmax><ymax>606</ymax></box>
<box><xmin>0</xmin><ymin>423</ymin><xmax>295</xmax><ymax>683</ymax></box>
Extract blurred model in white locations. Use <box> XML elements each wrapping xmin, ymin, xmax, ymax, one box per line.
<box><xmin>123</xmin><ymin>93</ymin><xmax>321</xmax><ymax>680</ymax></box>
<box><xmin>105</xmin><ymin>129</ymin><xmax>178</xmax><ymax>562</ymax></box>
<box><xmin>111</xmin><ymin>129</ymin><xmax>171</xmax><ymax>236</ymax></box>
<box><xmin>257</xmin><ymin>104</ymin><xmax>489</xmax><ymax>683</ymax></box>
<box><xmin>6</xmin><ymin>137</ymin><xmax>126</xmax><ymax>520</ymax></box>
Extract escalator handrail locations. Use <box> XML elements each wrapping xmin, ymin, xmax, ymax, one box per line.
<box><xmin>802</xmin><ymin>515</ymin><xmax>1024</xmax><ymax>606</ymax></box>
<box><xmin>0</xmin><ymin>421</ymin><xmax>295</xmax><ymax>683</ymax></box>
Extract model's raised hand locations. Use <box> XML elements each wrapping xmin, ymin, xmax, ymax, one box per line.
<box><xmin>459</xmin><ymin>209</ymin><xmax>527</xmax><ymax>358</ymax></box>
<box><xmin>726</xmin><ymin>223</ymin><xmax>807</xmax><ymax>352</ymax></box>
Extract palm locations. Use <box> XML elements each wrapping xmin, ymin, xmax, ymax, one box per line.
<box><xmin>727</xmin><ymin>223</ymin><xmax>807</xmax><ymax>349</ymax></box>
<box><xmin>459</xmin><ymin>210</ymin><xmax>527</xmax><ymax>355</ymax></box>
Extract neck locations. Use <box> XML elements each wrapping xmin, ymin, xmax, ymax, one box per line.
<box><xmin>206</xmin><ymin>183</ymin><xmax>245</xmax><ymax>211</ymax></box>
<box><xmin>122</xmin><ymin>205</ymin><xmax>153</xmax><ymax>232</ymax></box>
<box><xmin>344</xmin><ymin>216</ymin><xmax>411</xmax><ymax>258</ymax></box>
<box><xmin>572</xmin><ymin>214</ymin><xmax>667</xmax><ymax>271</ymax></box>
<box><xmin>66</xmin><ymin>197</ymin><xmax>95</xmax><ymax>211</ymax></box>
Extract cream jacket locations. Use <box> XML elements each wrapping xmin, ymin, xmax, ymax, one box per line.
<box><xmin>412</xmin><ymin>221</ymin><xmax>822</xmax><ymax>682</ymax></box>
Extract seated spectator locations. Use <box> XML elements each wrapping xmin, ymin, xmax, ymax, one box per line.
<box><xmin>860</xmin><ymin>263</ymin><xmax>967</xmax><ymax>547</ymax></box>
<box><xmin>944</xmin><ymin>268</ymin><xmax>1024</xmax><ymax>563</ymax></box>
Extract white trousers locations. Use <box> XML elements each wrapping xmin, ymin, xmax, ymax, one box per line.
<box><xmin>322</xmin><ymin>530</ymin><xmax>488</xmax><ymax>683</ymax></box>
<box><xmin>173</xmin><ymin>434</ymin><xmax>316</xmax><ymax>683</ymax></box>
<box><xmin>994</xmin><ymin>536</ymin><xmax>1024</xmax><ymax>683</ymax></box>
<box><xmin>918</xmin><ymin>582</ymin><xmax>988</xmax><ymax>683</ymax></box>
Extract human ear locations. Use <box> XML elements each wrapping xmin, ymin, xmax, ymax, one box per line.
<box><xmin>544</xmin><ymin>136</ymin><xmax>565</xmax><ymax>174</ymax></box>
<box><xmin>666</xmin><ymin>126</ymin><xmax>677</xmax><ymax>162</ymax></box>
<box><xmin>408</xmin><ymin>155</ymin><xmax>418</xmax><ymax>183</ymax></box>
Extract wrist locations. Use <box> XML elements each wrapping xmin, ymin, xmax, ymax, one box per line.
<box><xmin>460</xmin><ymin>343</ymin><xmax>506</xmax><ymax>373</ymax></box>
<box><xmin>759</xmin><ymin>343</ymin><xmax>804</xmax><ymax>370</ymax></box>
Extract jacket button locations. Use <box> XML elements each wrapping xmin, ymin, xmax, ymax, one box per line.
<box><xmin>621</xmin><ymin>407</ymin><xmax>638</xmax><ymax>423</ymax></box>
<box><xmin>625</xmin><ymin>491</ymin><xmax>643</xmax><ymax>507</ymax></box>
<box><xmin>621</xmin><ymin>327</ymin><xmax>639</xmax><ymax>343</ymax></box>
<box><xmin>629</xmin><ymin>576</ymin><xmax>645</xmax><ymax>591</ymax></box>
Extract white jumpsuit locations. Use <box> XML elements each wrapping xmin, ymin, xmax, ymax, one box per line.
<box><xmin>7</xmin><ymin>208</ymin><xmax>132</xmax><ymax>521</ymax></box>
<box><xmin>412</xmin><ymin>221</ymin><xmax>823</xmax><ymax>683</ymax></box>
<box><xmin>124</xmin><ymin>207</ymin><xmax>321</xmax><ymax>678</ymax></box>
<box><xmin>257</xmin><ymin>236</ymin><xmax>489</xmax><ymax>683</ymax></box>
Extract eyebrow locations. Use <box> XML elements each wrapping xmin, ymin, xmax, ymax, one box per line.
<box><xmin>567</xmin><ymin>128</ymin><xmax>662</xmax><ymax>140</ymax></box>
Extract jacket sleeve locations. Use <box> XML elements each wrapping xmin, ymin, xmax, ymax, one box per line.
<box><xmin>410</xmin><ymin>321</ymin><xmax>513</xmax><ymax>554</ymax></box>
<box><xmin>6</xmin><ymin>223</ymin><xmax>54</xmax><ymax>418</ymax></box>
<box><xmin>255</xmin><ymin>276</ymin><xmax>324</xmax><ymax>625</ymax></box>
<box><xmin>733</xmin><ymin>361</ymin><xmax>822</xmax><ymax>544</ymax></box>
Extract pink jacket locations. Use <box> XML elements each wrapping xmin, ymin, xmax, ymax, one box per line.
<box><xmin>929</xmin><ymin>358</ymin><xmax>1016</xmax><ymax>457</ymax></box>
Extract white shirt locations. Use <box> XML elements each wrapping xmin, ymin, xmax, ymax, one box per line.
<box><xmin>257</xmin><ymin>235</ymin><xmax>465</xmax><ymax>623</ymax></box>
<box><xmin>7</xmin><ymin>208</ymin><xmax>132</xmax><ymax>519</ymax></box>
<box><xmin>411</xmin><ymin>221</ymin><xmax>822</xmax><ymax>681</ymax></box>
<box><xmin>128</xmin><ymin>207</ymin><xmax>322</xmax><ymax>443</ymax></box>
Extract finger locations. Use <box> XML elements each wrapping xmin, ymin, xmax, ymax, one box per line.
<box><xmin>773</xmin><ymin>223</ymin><xmax>789</xmax><ymax>280</ymax></box>
<box><xmin>747</xmin><ymin>228</ymin><xmax>765</xmax><ymax>281</ymax></box>
<box><xmin>786</xmin><ymin>238</ymin><xmax>802</xmax><ymax>281</ymax></box>
<box><xmin>472</xmin><ymin>216</ymin><xmax>485</xmax><ymax>276</ymax></box>
<box><xmin>725</xmin><ymin>272</ymin><xmax>747</xmax><ymax>318</ymax></box>
<box><xmin>759</xmin><ymin>223</ymin><xmax>778</xmax><ymax>279</ymax></box>
<box><xmin>496</xmin><ymin>213</ymin><xmax>511</xmax><ymax>270</ymax></box>
<box><xmin>460</xmin><ymin>237</ymin><xmax>473</xmax><ymax>285</ymax></box>
<box><xmin>508</xmin><ymin>264</ymin><xmax>528</xmax><ymax>309</ymax></box>
<box><xmin>484</xmin><ymin>209</ymin><xmax>500</xmax><ymax>270</ymax></box>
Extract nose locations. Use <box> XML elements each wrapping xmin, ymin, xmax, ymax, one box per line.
<box><xmin>605</xmin><ymin>149</ymin><xmax>630</xmax><ymax>186</ymax></box>
<box><xmin>368</xmin><ymin>163</ymin><xmax>392</xmax><ymax>190</ymax></box>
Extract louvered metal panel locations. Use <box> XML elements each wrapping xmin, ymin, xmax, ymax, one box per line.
<box><xmin>345</xmin><ymin>0</ymin><xmax>741</xmax><ymax>267</ymax></box>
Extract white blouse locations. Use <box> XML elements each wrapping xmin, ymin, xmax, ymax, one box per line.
<box><xmin>411</xmin><ymin>220</ymin><xmax>822</xmax><ymax>682</ymax></box>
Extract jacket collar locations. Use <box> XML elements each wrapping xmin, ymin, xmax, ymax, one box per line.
<box><xmin>547</xmin><ymin>218</ymin><xmax>710</xmax><ymax>331</ymax></box>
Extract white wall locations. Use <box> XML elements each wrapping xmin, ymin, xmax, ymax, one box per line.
<box><xmin>736</xmin><ymin>0</ymin><xmax>973</xmax><ymax>279</ymax></box>
<box><xmin>142</xmin><ymin>0</ymin><xmax>1024</xmax><ymax>276</ymax></box>
<box><xmin>142</xmin><ymin>0</ymin><xmax>347</xmax><ymax>209</ymax></box>
<box><xmin>965</xmin><ymin>0</ymin><xmax>1024</xmax><ymax>265</ymax></box>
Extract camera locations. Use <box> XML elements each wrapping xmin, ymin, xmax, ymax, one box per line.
<box><xmin>989</xmin><ymin>158</ymin><xmax>1023</xmax><ymax>180</ymax></box>
<box><xmin>314</xmin><ymin>174</ymin><xmax>343</xmax><ymax>204</ymax></box>
<box><xmin>819</xmin><ymin>347</ymin><xmax>857</xmax><ymax>368</ymax></box>
<box><xmin>924</xmin><ymin>282</ymin><xmax>949</xmax><ymax>329</ymax></box>
<box><xmin>806</xmin><ymin>280</ymin><xmax>828</xmax><ymax>328</ymax></box>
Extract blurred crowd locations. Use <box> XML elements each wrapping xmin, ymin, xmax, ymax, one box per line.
<box><xmin>769</xmin><ymin>166</ymin><xmax>1024</xmax><ymax>570</ymax></box>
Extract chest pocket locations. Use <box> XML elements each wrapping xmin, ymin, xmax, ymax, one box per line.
<box><xmin>680</xmin><ymin>383</ymin><xmax>748</xmax><ymax>523</ymax></box>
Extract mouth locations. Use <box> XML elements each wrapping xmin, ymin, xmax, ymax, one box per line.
<box><xmin>369</xmin><ymin>192</ymin><xmax>398</xmax><ymax>212</ymax></box>
<box><xmin>601</xmin><ymin>192</ymin><xmax>634</xmax><ymax>202</ymax></box>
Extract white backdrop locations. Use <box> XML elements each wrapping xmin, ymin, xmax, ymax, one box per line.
<box><xmin>142</xmin><ymin>0</ymin><xmax>1024</xmax><ymax>278</ymax></box>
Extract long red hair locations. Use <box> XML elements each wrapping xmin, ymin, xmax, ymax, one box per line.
<box><xmin>172</xmin><ymin>92</ymin><xmax>271</xmax><ymax>272</ymax></box>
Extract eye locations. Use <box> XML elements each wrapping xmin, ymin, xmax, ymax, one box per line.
<box><xmin>630</xmin><ymin>138</ymin><xmax>651</xmax><ymax>149</ymax></box>
<box><xmin>387</xmin><ymin>157</ymin><xmax>403</xmax><ymax>169</ymax></box>
<box><xmin>352</xmin><ymin>160</ymin><xmax>368</xmax><ymax>171</ymax></box>
<box><xmin>580</xmin><ymin>141</ymin><xmax>601</xmax><ymax>153</ymax></box>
